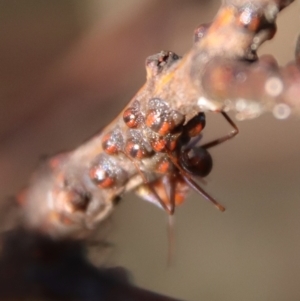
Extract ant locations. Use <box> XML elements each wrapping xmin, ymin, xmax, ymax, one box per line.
<box><xmin>136</xmin><ymin>108</ymin><xmax>239</xmax><ymax>215</ymax></box>
<box><xmin>133</xmin><ymin>108</ymin><xmax>238</xmax><ymax>263</ymax></box>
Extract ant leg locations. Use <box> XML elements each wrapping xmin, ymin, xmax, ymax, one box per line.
<box><xmin>125</xmin><ymin>155</ymin><xmax>173</xmax><ymax>214</ymax></box>
<box><xmin>149</xmin><ymin>182</ymin><xmax>173</xmax><ymax>214</ymax></box>
<box><xmin>135</xmin><ymin>176</ymin><xmax>176</xmax><ymax>215</ymax></box>
<box><xmin>166</xmin><ymin>150</ymin><xmax>225</xmax><ymax>212</ymax></box>
<box><xmin>122</xmin><ymin>152</ymin><xmax>149</xmax><ymax>183</ymax></box>
<box><xmin>132</xmin><ymin>158</ymin><xmax>149</xmax><ymax>183</ymax></box>
<box><xmin>183</xmin><ymin>176</ymin><xmax>225</xmax><ymax>212</ymax></box>
<box><xmin>162</xmin><ymin>112</ymin><xmax>235</xmax><ymax>212</ymax></box>
<box><xmin>184</xmin><ymin>134</ymin><xmax>203</xmax><ymax>150</ymax></box>
<box><xmin>201</xmin><ymin>112</ymin><xmax>239</xmax><ymax>150</ymax></box>
<box><xmin>162</xmin><ymin>175</ymin><xmax>176</xmax><ymax>215</ymax></box>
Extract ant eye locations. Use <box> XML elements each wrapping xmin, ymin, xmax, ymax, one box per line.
<box><xmin>179</xmin><ymin>147</ymin><xmax>213</xmax><ymax>177</ymax></box>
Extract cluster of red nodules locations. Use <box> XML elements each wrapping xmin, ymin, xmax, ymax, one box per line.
<box><xmin>88</xmin><ymin>52</ymin><xmax>215</xmax><ymax>214</ymax></box>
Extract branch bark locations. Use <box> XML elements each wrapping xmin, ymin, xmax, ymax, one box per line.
<box><xmin>17</xmin><ymin>0</ymin><xmax>298</xmax><ymax>238</ymax></box>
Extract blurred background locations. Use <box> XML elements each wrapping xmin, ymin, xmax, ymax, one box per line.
<box><xmin>0</xmin><ymin>0</ymin><xmax>300</xmax><ymax>300</ymax></box>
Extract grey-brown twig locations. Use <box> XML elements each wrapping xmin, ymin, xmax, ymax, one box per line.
<box><xmin>18</xmin><ymin>0</ymin><xmax>298</xmax><ymax>239</ymax></box>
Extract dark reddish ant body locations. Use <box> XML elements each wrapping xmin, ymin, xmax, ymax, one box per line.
<box><xmin>145</xmin><ymin>99</ymin><xmax>238</xmax><ymax>214</ymax></box>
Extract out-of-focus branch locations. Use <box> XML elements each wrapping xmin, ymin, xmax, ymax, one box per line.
<box><xmin>202</xmin><ymin>55</ymin><xmax>300</xmax><ymax>120</ymax></box>
<box><xmin>18</xmin><ymin>0</ymin><xmax>298</xmax><ymax>239</ymax></box>
<box><xmin>0</xmin><ymin>228</ymin><xmax>184</xmax><ymax>301</ymax></box>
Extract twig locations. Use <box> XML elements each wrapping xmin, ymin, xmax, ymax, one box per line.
<box><xmin>18</xmin><ymin>0</ymin><xmax>298</xmax><ymax>240</ymax></box>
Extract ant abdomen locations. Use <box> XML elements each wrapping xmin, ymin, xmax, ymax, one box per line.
<box><xmin>179</xmin><ymin>146</ymin><xmax>213</xmax><ymax>178</ymax></box>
